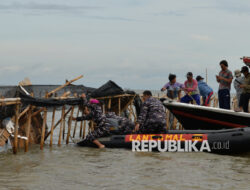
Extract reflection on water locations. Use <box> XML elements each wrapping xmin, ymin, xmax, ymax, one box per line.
<box><xmin>0</xmin><ymin>145</ymin><xmax>250</xmax><ymax>190</ymax></box>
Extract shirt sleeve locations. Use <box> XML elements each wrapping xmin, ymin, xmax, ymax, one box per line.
<box><xmin>178</xmin><ymin>83</ymin><xmax>185</xmax><ymax>89</ymax></box>
<box><xmin>229</xmin><ymin>71</ymin><xmax>233</xmax><ymax>79</ymax></box>
<box><xmin>163</xmin><ymin>82</ymin><xmax>170</xmax><ymax>89</ymax></box>
<box><xmin>76</xmin><ymin>114</ymin><xmax>92</xmax><ymax>121</ymax></box>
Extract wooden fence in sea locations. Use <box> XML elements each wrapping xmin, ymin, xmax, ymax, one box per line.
<box><xmin>0</xmin><ymin>86</ymin><xmax>241</xmax><ymax>154</ymax></box>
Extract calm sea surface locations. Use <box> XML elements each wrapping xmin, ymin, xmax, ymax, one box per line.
<box><xmin>0</xmin><ymin>110</ymin><xmax>250</xmax><ymax>190</ymax></box>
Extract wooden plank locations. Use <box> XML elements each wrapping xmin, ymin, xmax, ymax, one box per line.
<box><xmin>40</xmin><ymin>108</ymin><xmax>47</xmax><ymax>150</ymax></box>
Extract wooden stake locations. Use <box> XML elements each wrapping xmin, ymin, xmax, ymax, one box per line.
<box><xmin>66</xmin><ymin>106</ymin><xmax>75</xmax><ymax>144</ymax></box>
<box><xmin>118</xmin><ymin>98</ymin><xmax>121</xmax><ymax>116</ymax></box>
<box><xmin>58</xmin><ymin>106</ymin><xmax>65</xmax><ymax>146</ymax></box>
<box><xmin>108</xmin><ymin>98</ymin><xmax>111</xmax><ymax>110</ymax></box>
<box><xmin>79</xmin><ymin>120</ymin><xmax>83</xmax><ymax>138</ymax></box>
<box><xmin>25</xmin><ymin>106</ymin><xmax>32</xmax><ymax>152</ymax></box>
<box><xmin>102</xmin><ymin>103</ymin><xmax>106</xmax><ymax>114</ymax></box>
<box><xmin>40</xmin><ymin>108</ymin><xmax>47</xmax><ymax>150</ymax></box>
<box><xmin>13</xmin><ymin>103</ymin><xmax>20</xmax><ymax>154</ymax></box>
<box><xmin>173</xmin><ymin>117</ymin><xmax>177</xmax><ymax>130</ymax></box>
<box><xmin>44</xmin><ymin>107</ymin><xmax>72</xmax><ymax>141</ymax></box>
<box><xmin>82</xmin><ymin>121</ymin><xmax>86</xmax><ymax>139</ymax></box>
<box><xmin>50</xmin><ymin>107</ymin><xmax>56</xmax><ymax>147</ymax></box>
<box><xmin>73</xmin><ymin>106</ymin><xmax>80</xmax><ymax>138</ymax></box>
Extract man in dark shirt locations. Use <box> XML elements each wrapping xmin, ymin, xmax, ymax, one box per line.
<box><xmin>134</xmin><ymin>90</ymin><xmax>166</xmax><ymax>134</ymax></box>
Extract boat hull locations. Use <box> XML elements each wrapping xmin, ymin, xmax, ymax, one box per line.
<box><xmin>77</xmin><ymin>128</ymin><xmax>250</xmax><ymax>154</ymax></box>
<box><xmin>163</xmin><ymin>102</ymin><xmax>250</xmax><ymax>130</ymax></box>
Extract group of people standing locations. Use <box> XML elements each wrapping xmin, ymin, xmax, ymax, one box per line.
<box><xmin>161</xmin><ymin>60</ymin><xmax>250</xmax><ymax>112</ymax></box>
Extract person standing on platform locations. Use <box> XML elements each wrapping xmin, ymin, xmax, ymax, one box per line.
<box><xmin>233</xmin><ymin>70</ymin><xmax>244</xmax><ymax>108</ymax></box>
<box><xmin>216</xmin><ymin>60</ymin><xmax>233</xmax><ymax>110</ymax></box>
<box><xmin>237</xmin><ymin>66</ymin><xmax>250</xmax><ymax>112</ymax></box>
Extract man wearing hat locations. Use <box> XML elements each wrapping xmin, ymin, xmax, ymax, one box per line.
<box><xmin>181</xmin><ymin>72</ymin><xmax>200</xmax><ymax>105</ymax></box>
<box><xmin>233</xmin><ymin>70</ymin><xmax>244</xmax><ymax>108</ymax></box>
<box><xmin>196</xmin><ymin>76</ymin><xmax>214</xmax><ymax>106</ymax></box>
<box><xmin>216</xmin><ymin>60</ymin><xmax>233</xmax><ymax>109</ymax></box>
<box><xmin>237</xmin><ymin>66</ymin><xmax>250</xmax><ymax>112</ymax></box>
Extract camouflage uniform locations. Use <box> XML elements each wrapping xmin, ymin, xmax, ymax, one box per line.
<box><xmin>137</xmin><ymin>97</ymin><xmax>166</xmax><ymax>134</ymax></box>
<box><xmin>106</xmin><ymin>112</ymin><xmax>134</xmax><ymax>134</ymax></box>
<box><xmin>76</xmin><ymin>100</ymin><xmax>111</xmax><ymax>141</ymax></box>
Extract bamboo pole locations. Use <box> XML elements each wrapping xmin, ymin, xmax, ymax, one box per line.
<box><xmin>44</xmin><ymin>107</ymin><xmax>72</xmax><ymax>141</ymax></box>
<box><xmin>50</xmin><ymin>107</ymin><xmax>56</xmax><ymax>147</ymax></box>
<box><xmin>108</xmin><ymin>98</ymin><xmax>111</xmax><ymax>110</ymax></box>
<box><xmin>58</xmin><ymin>106</ymin><xmax>65</xmax><ymax>146</ymax></box>
<box><xmin>47</xmin><ymin>75</ymin><xmax>83</xmax><ymax>97</ymax></box>
<box><xmin>73</xmin><ymin>106</ymin><xmax>80</xmax><ymax>138</ymax></box>
<box><xmin>18</xmin><ymin>105</ymin><xmax>31</xmax><ymax>119</ymax></box>
<box><xmin>102</xmin><ymin>103</ymin><xmax>106</xmax><ymax>114</ymax></box>
<box><xmin>66</xmin><ymin>106</ymin><xmax>75</xmax><ymax>144</ymax></box>
<box><xmin>79</xmin><ymin>120</ymin><xmax>83</xmax><ymax>138</ymax></box>
<box><xmin>118</xmin><ymin>98</ymin><xmax>121</xmax><ymax>116</ymax></box>
<box><xmin>120</xmin><ymin>95</ymin><xmax>136</xmax><ymax>113</ymax></box>
<box><xmin>173</xmin><ymin>117</ymin><xmax>177</xmax><ymax>130</ymax></box>
<box><xmin>96</xmin><ymin>94</ymin><xmax>134</xmax><ymax>100</ymax></box>
<box><xmin>13</xmin><ymin>103</ymin><xmax>20</xmax><ymax>154</ymax></box>
<box><xmin>25</xmin><ymin>106</ymin><xmax>32</xmax><ymax>152</ymax></box>
<box><xmin>40</xmin><ymin>108</ymin><xmax>47</xmax><ymax>150</ymax></box>
<box><xmin>0</xmin><ymin>98</ymin><xmax>21</xmax><ymax>102</ymax></box>
<box><xmin>82</xmin><ymin>121</ymin><xmax>86</xmax><ymax>139</ymax></box>
<box><xmin>32</xmin><ymin>107</ymin><xmax>45</xmax><ymax>117</ymax></box>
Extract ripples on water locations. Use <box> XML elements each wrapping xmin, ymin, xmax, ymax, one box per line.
<box><xmin>1</xmin><ymin>146</ymin><xmax>250</xmax><ymax>190</ymax></box>
<box><xmin>0</xmin><ymin>112</ymin><xmax>250</xmax><ymax>190</ymax></box>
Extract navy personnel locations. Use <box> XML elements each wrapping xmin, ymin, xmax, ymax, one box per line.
<box><xmin>135</xmin><ymin>90</ymin><xmax>166</xmax><ymax>134</ymax></box>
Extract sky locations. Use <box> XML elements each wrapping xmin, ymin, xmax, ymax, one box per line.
<box><xmin>0</xmin><ymin>0</ymin><xmax>250</xmax><ymax>92</ymax></box>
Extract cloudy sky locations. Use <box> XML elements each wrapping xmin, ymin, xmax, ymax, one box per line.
<box><xmin>0</xmin><ymin>0</ymin><xmax>249</xmax><ymax>91</ymax></box>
